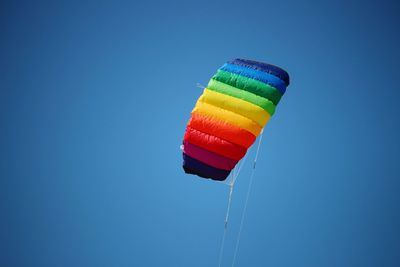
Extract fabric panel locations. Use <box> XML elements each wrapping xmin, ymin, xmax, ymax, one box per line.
<box><xmin>228</xmin><ymin>58</ymin><xmax>290</xmax><ymax>86</ymax></box>
<box><xmin>183</xmin><ymin>153</ymin><xmax>230</xmax><ymax>181</ymax></box>
<box><xmin>192</xmin><ymin>101</ymin><xmax>262</xmax><ymax>136</ymax></box>
<box><xmin>183</xmin><ymin>126</ymin><xmax>247</xmax><ymax>161</ymax></box>
<box><xmin>212</xmin><ymin>70</ymin><xmax>282</xmax><ymax>105</ymax></box>
<box><xmin>183</xmin><ymin>141</ymin><xmax>238</xmax><ymax>171</ymax></box>
<box><xmin>187</xmin><ymin>113</ymin><xmax>256</xmax><ymax>148</ymax></box>
<box><xmin>221</xmin><ymin>63</ymin><xmax>287</xmax><ymax>94</ymax></box>
<box><xmin>207</xmin><ymin>79</ymin><xmax>275</xmax><ymax>116</ymax></box>
<box><xmin>199</xmin><ymin>89</ymin><xmax>270</xmax><ymax>127</ymax></box>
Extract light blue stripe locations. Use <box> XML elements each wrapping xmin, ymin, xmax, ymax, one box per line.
<box><xmin>220</xmin><ymin>63</ymin><xmax>287</xmax><ymax>94</ymax></box>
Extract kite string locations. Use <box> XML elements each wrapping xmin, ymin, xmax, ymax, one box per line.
<box><xmin>231</xmin><ymin>152</ymin><xmax>248</xmax><ymax>186</ymax></box>
<box><xmin>218</xmin><ymin>159</ymin><xmax>243</xmax><ymax>267</ymax></box>
<box><xmin>218</xmin><ymin>180</ymin><xmax>233</xmax><ymax>267</ymax></box>
<box><xmin>224</xmin><ymin>183</ymin><xmax>234</xmax><ymax>228</ymax></box>
<box><xmin>231</xmin><ymin>130</ymin><xmax>264</xmax><ymax>267</ymax></box>
<box><xmin>216</xmin><ymin>151</ymin><xmax>248</xmax><ymax>186</ymax></box>
<box><xmin>218</xmin><ymin>130</ymin><xmax>263</xmax><ymax>267</ymax></box>
<box><xmin>196</xmin><ymin>83</ymin><xmax>206</xmax><ymax>89</ymax></box>
<box><xmin>218</xmin><ymin>178</ymin><xmax>232</xmax><ymax>266</ymax></box>
<box><xmin>221</xmin><ymin>152</ymin><xmax>248</xmax><ymax>226</ymax></box>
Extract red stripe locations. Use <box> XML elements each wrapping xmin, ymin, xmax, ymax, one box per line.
<box><xmin>183</xmin><ymin>127</ymin><xmax>247</xmax><ymax>161</ymax></box>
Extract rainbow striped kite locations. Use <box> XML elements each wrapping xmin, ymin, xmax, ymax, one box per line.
<box><xmin>182</xmin><ymin>59</ymin><xmax>290</xmax><ymax>180</ymax></box>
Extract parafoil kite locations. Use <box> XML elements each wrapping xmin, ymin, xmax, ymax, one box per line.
<box><xmin>182</xmin><ymin>59</ymin><xmax>290</xmax><ymax>181</ymax></box>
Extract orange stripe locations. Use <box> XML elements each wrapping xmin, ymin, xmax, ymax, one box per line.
<box><xmin>188</xmin><ymin>113</ymin><xmax>256</xmax><ymax>149</ymax></box>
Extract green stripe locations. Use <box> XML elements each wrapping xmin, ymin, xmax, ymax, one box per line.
<box><xmin>207</xmin><ymin>79</ymin><xmax>276</xmax><ymax>116</ymax></box>
<box><xmin>213</xmin><ymin>70</ymin><xmax>282</xmax><ymax>105</ymax></box>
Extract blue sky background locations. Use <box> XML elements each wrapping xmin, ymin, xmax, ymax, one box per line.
<box><xmin>1</xmin><ymin>0</ymin><xmax>400</xmax><ymax>266</ymax></box>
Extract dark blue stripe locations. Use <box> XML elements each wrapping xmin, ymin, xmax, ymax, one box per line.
<box><xmin>182</xmin><ymin>153</ymin><xmax>230</xmax><ymax>181</ymax></box>
<box><xmin>229</xmin><ymin>58</ymin><xmax>290</xmax><ymax>86</ymax></box>
<box><xmin>220</xmin><ymin>63</ymin><xmax>287</xmax><ymax>94</ymax></box>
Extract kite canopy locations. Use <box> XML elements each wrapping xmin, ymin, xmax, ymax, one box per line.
<box><xmin>182</xmin><ymin>59</ymin><xmax>290</xmax><ymax>181</ymax></box>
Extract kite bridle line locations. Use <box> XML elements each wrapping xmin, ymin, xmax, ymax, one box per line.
<box><xmin>218</xmin><ymin>129</ymin><xmax>264</xmax><ymax>267</ymax></box>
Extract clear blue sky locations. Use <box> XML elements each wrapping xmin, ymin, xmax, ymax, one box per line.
<box><xmin>1</xmin><ymin>0</ymin><xmax>399</xmax><ymax>266</ymax></box>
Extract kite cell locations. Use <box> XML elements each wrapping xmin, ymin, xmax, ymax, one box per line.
<box><xmin>182</xmin><ymin>59</ymin><xmax>290</xmax><ymax>181</ymax></box>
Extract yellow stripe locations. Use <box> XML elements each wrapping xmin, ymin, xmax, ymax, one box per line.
<box><xmin>192</xmin><ymin>101</ymin><xmax>262</xmax><ymax>136</ymax></box>
<box><xmin>199</xmin><ymin>88</ymin><xmax>270</xmax><ymax>127</ymax></box>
